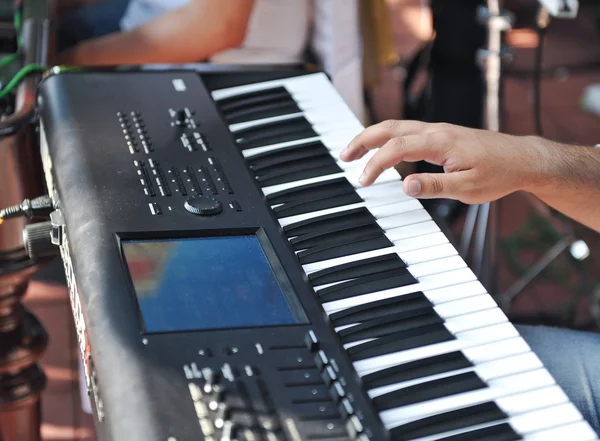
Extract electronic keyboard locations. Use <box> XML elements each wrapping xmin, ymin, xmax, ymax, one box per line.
<box><xmin>36</xmin><ymin>68</ymin><xmax>599</xmax><ymax>441</ymax></box>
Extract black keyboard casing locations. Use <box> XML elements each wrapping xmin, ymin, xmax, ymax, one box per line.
<box><xmin>37</xmin><ymin>69</ymin><xmax>389</xmax><ymax>441</ymax></box>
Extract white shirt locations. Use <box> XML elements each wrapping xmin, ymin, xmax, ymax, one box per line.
<box><xmin>120</xmin><ymin>0</ymin><xmax>311</xmax><ymax>64</ymax></box>
<box><xmin>120</xmin><ymin>0</ymin><xmax>364</xmax><ymax>119</ymax></box>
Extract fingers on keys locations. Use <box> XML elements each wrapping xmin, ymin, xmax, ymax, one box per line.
<box><xmin>357</xmin><ymin>134</ymin><xmax>448</xmax><ymax>187</ymax></box>
<box><xmin>340</xmin><ymin>120</ymin><xmax>430</xmax><ymax>162</ymax></box>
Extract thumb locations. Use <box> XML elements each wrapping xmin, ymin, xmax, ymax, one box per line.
<box><xmin>402</xmin><ymin>172</ymin><xmax>467</xmax><ymax>200</ymax></box>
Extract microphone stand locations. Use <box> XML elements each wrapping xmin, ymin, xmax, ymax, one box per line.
<box><xmin>459</xmin><ymin>0</ymin><xmax>512</xmax><ymax>294</ymax></box>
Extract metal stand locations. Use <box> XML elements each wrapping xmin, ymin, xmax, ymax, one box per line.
<box><xmin>459</xmin><ymin>0</ymin><xmax>512</xmax><ymax>294</ymax></box>
<box><xmin>0</xmin><ymin>3</ymin><xmax>51</xmax><ymax>440</ymax></box>
<box><xmin>461</xmin><ymin>0</ymin><xmax>587</xmax><ymax>310</ymax></box>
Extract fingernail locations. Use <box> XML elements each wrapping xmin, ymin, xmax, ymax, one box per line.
<box><xmin>408</xmin><ymin>180</ymin><xmax>421</xmax><ymax>196</ymax></box>
<box><xmin>340</xmin><ymin>147</ymin><xmax>349</xmax><ymax>159</ymax></box>
<box><xmin>359</xmin><ymin>172</ymin><xmax>366</xmax><ymax>185</ymax></box>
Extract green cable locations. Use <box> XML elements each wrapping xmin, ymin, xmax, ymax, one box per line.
<box><xmin>0</xmin><ymin>63</ymin><xmax>45</xmax><ymax>98</ymax></box>
<box><xmin>0</xmin><ymin>63</ymin><xmax>83</xmax><ymax>98</ymax></box>
<box><xmin>0</xmin><ymin>9</ymin><xmax>23</xmax><ymax>68</ymax></box>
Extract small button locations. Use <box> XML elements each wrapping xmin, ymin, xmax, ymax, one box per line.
<box><xmin>314</xmin><ymin>350</ymin><xmax>328</xmax><ymax>371</ymax></box>
<box><xmin>305</xmin><ymin>330</ymin><xmax>318</xmax><ymax>352</ymax></box>
<box><xmin>230</xmin><ymin>200</ymin><xmax>242</xmax><ymax>212</ymax></box>
<box><xmin>338</xmin><ymin>398</ymin><xmax>354</xmax><ymax>419</ymax></box>
<box><xmin>346</xmin><ymin>415</ymin><xmax>363</xmax><ymax>440</ymax></box>
<box><xmin>329</xmin><ymin>381</ymin><xmax>346</xmax><ymax>403</ymax></box>
<box><xmin>321</xmin><ymin>365</ymin><xmax>337</xmax><ymax>386</ymax></box>
<box><xmin>149</xmin><ymin>202</ymin><xmax>161</xmax><ymax>215</ymax></box>
<box><xmin>222</xmin><ymin>346</ymin><xmax>239</xmax><ymax>356</ymax></box>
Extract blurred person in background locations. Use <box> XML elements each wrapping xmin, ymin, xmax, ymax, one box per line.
<box><xmin>52</xmin><ymin>0</ymin><xmax>385</xmax><ymax>120</ymax></box>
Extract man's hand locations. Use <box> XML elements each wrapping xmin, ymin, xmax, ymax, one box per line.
<box><xmin>340</xmin><ymin>120</ymin><xmax>600</xmax><ymax>233</ymax></box>
<box><xmin>340</xmin><ymin>120</ymin><xmax>544</xmax><ymax>204</ymax></box>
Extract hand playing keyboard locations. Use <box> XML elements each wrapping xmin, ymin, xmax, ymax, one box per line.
<box><xmin>340</xmin><ymin>120</ymin><xmax>600</xmax><ymax>234</ymax></box>
<box><xmin>339</xmin><ymin>120</ymin><xmax>541</xmax><ymax>204</ymax></box>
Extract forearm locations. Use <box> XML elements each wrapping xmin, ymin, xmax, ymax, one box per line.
<box><xmin>57</xmin><ymin>0</ymin><xmax>254</xmax><ymax>65</ymax></box>
<box><xmin>525</xmin><ymin>137</ymin><xmax>600</xmax><ymax>233</ymax></box>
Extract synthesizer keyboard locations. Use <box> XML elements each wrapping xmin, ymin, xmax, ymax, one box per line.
<box><xmin>36</xmin><ymin>68</ymin><xmax>598</xmax><ymax>441</ymax></box>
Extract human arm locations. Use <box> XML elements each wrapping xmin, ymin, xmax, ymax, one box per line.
<box><xmin>340</xmin><ymin>120</ymin><xmax>600</xmax><ymax>233</ymax></box>
<box><xmin>54</xmin><ymin>0</ymin><xmax>255</xmax><ymax>66</ymax></box>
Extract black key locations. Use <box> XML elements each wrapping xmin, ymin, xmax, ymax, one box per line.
<box><xmin>309</xmin><ymin>253</ymin><xmax>407</xmax><ymax>287</ymax></box>
<box><xmin>318</xmin><ymin>268</ymin><xmax>417</xmax><ymax>303</ymax></box>
<box><xmin>390</xmin><ymin>401</ymin><xmax>508</xmax><ymax>441</ymax></box>
<box><xmin>218</xmin><ymin>86</ymin><xmax>292</xmax><ymax>112</ymax></box>
<box><xmin>267</xmin><ymin>177</ymin><xmax>356</xmax><ymax>205</ymax></box>
<box><xmin>252</xmin><ymin>151</ymin><xmax>334</xmax><ymax>175</ymax></box>
<box><xmin>329</xmin><ymin>292</ymin><xmax>432</xmax><ymax>326</ymax></box>
<box><xmin>235</xmin><ymin>115</ymin><xmax>317</xmax><ymax>150</ymax></box>
<box><xmin>284</xmin><ymin>207</ymin><xmax>376</xmax><ymax>238</ymax></box>
<box><xmin>338</xmin><ymin>309</ymin><xmax>444</xmax><ymax>343</ymax></box>
<box><xmin>373</xmin><ymin>371</ymin><xmax>487</xmax><ymax>411</ymax></box>
<box><xmin>270</xmin><ymin>182</ymin><xmax>362</xmax><ymax>218</ymax></box>
<box><xmin>247</xmin><ymin>141</ymin><xmax>332</xmax><ymax>170</ymax></box>
<box><xmin>255</xmin><ymin>158</ymin><xmax>342</xmax><ymax>187</ymax></box>
<box><xmin>348</xmin><ymin>323</ymin><xmax>455</xmax><ymax>361</ymax></box>
<box><xmin>291</xmin><ymin>224</ymin><xmax>383</xmax><ymax>252</ymax></box>
<box><xmin>434</xmin><ymin>424</ymin><xmax>522</xmax><ymax>441</ymax></box>
<box><xmin>259</xmin><ymin>164</ymin><xmax>343</xmax><ymax>187</ymax></box>
<box><xmin>362</xmin><ymin>351</ymin><xmax>473</xmax><ymax>390</ymax></box>
<box><xmin>224</xmin><ymin>99</ymin><xmax>301</xmax><ymax>124</ymax></box>
<box><xmin>298</xmin><ymin>235</ymin><xmax>392</xmax><ymax>265</ymax></box>
<box><xmin>289</xmin><ymin>211</ymin><xmax>377</xmax><ymax>247</ymax></box>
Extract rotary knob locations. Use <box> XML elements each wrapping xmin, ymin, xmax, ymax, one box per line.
<box><xmin>22</xmin><ymin>221</ymin><xmax>59</xmax><ymax>259</ymax></box>
<box><xmin>175</xmin><ymin>109</ymin><xmax>187</xmax><ymax>127</ymax></box>
<box><xmin>184</xmin><ymin>196</ymin><xmax>223</xmax><ymax>216</ymax></box>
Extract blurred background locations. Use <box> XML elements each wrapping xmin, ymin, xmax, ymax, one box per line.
<box><xmin>15</xmin><ymin>0</ymin><xmax>600</xmax><ymax>439</ymax></box>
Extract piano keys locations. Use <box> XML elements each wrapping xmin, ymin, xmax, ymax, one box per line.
<box><xmin>211</xmin><ymin>72</ymin><xmax>599</xmax><ymax>441</ymax></box>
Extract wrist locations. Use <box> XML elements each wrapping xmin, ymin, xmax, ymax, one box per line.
<box><xmin>515</xmin><ymin>136</ymin><xmax>555</xmax><ymax>195</ymax></box>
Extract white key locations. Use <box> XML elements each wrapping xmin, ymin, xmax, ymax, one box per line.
<box><xmin>407</xmin><ymin>255</ymin><xmax>467</xmax><ymax>278</ymax></box>
<box><xmin>280</xmin><ymin>199</ymin><xmax>424</xmax><ymax>228</ymax></box>
<box><xmin>381</xmin><ymin>369</ymin><xmax>556</xmax><ymax>427</ymax></box>
<box><xmin>410</xmin><ymin>392</ymin><xmax>579</xmax><ymax>441</ymax></box>
<box><xmin>377</xmin><ymin>209</ymin><xmax>432</xmax><ymax>230</ymax></box>
<box><xmin>353</xmin><ymin>322</ymin><xmax>519</xmax><ymax>375</ymax></box>
<box><xmin>511</xmin><ymin>402</ymin><xmax>583</xmax><ymax>435</ymax></box>
<box><xmin>385</xmin><ymin>221</ymin><xmax>440</xmax><ymax>242</ymax></box>
<box><xmin>368</xmin><ymin>352</ymin><xmax>542</xmax><ymax>399</ymax></box>
<box><xmin>496</xmin><ymin>385</ymin><xmax>569</xmax><ymax>415</ymax></box>
<box><xmin>525</xmin><ymin>421</ymin><xmax>598</xmax><ymax>441</ymax></box>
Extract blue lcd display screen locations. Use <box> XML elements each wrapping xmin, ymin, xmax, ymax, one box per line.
<box><xmin>121</xmin><ymin>235</ymin><xmax>304</xmax><ymax>333</ymax></box>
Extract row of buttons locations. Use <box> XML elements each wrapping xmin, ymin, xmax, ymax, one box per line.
<box><xmin>208</xmin><ymin>157</ymin><xmax>233</xmax><ymax>195</ymax></box>
<box><xmin>117</xmin><ymin>111</ymin><xmax>153</xmax><ymax>154</ymax></box>
<box><xmin>180</xmin><ymin>131</ymin><xmax>211</xmax><ymax>152</ymax></box>
<box><xmin>305</xmin><ymin>331</ymin><xmax>369</xmax><ymax>441</ymax></box>
<box><xmin>184</xmin><ymin>363</ymin><xmax>285</xmax><ymax>441</ymax></box>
